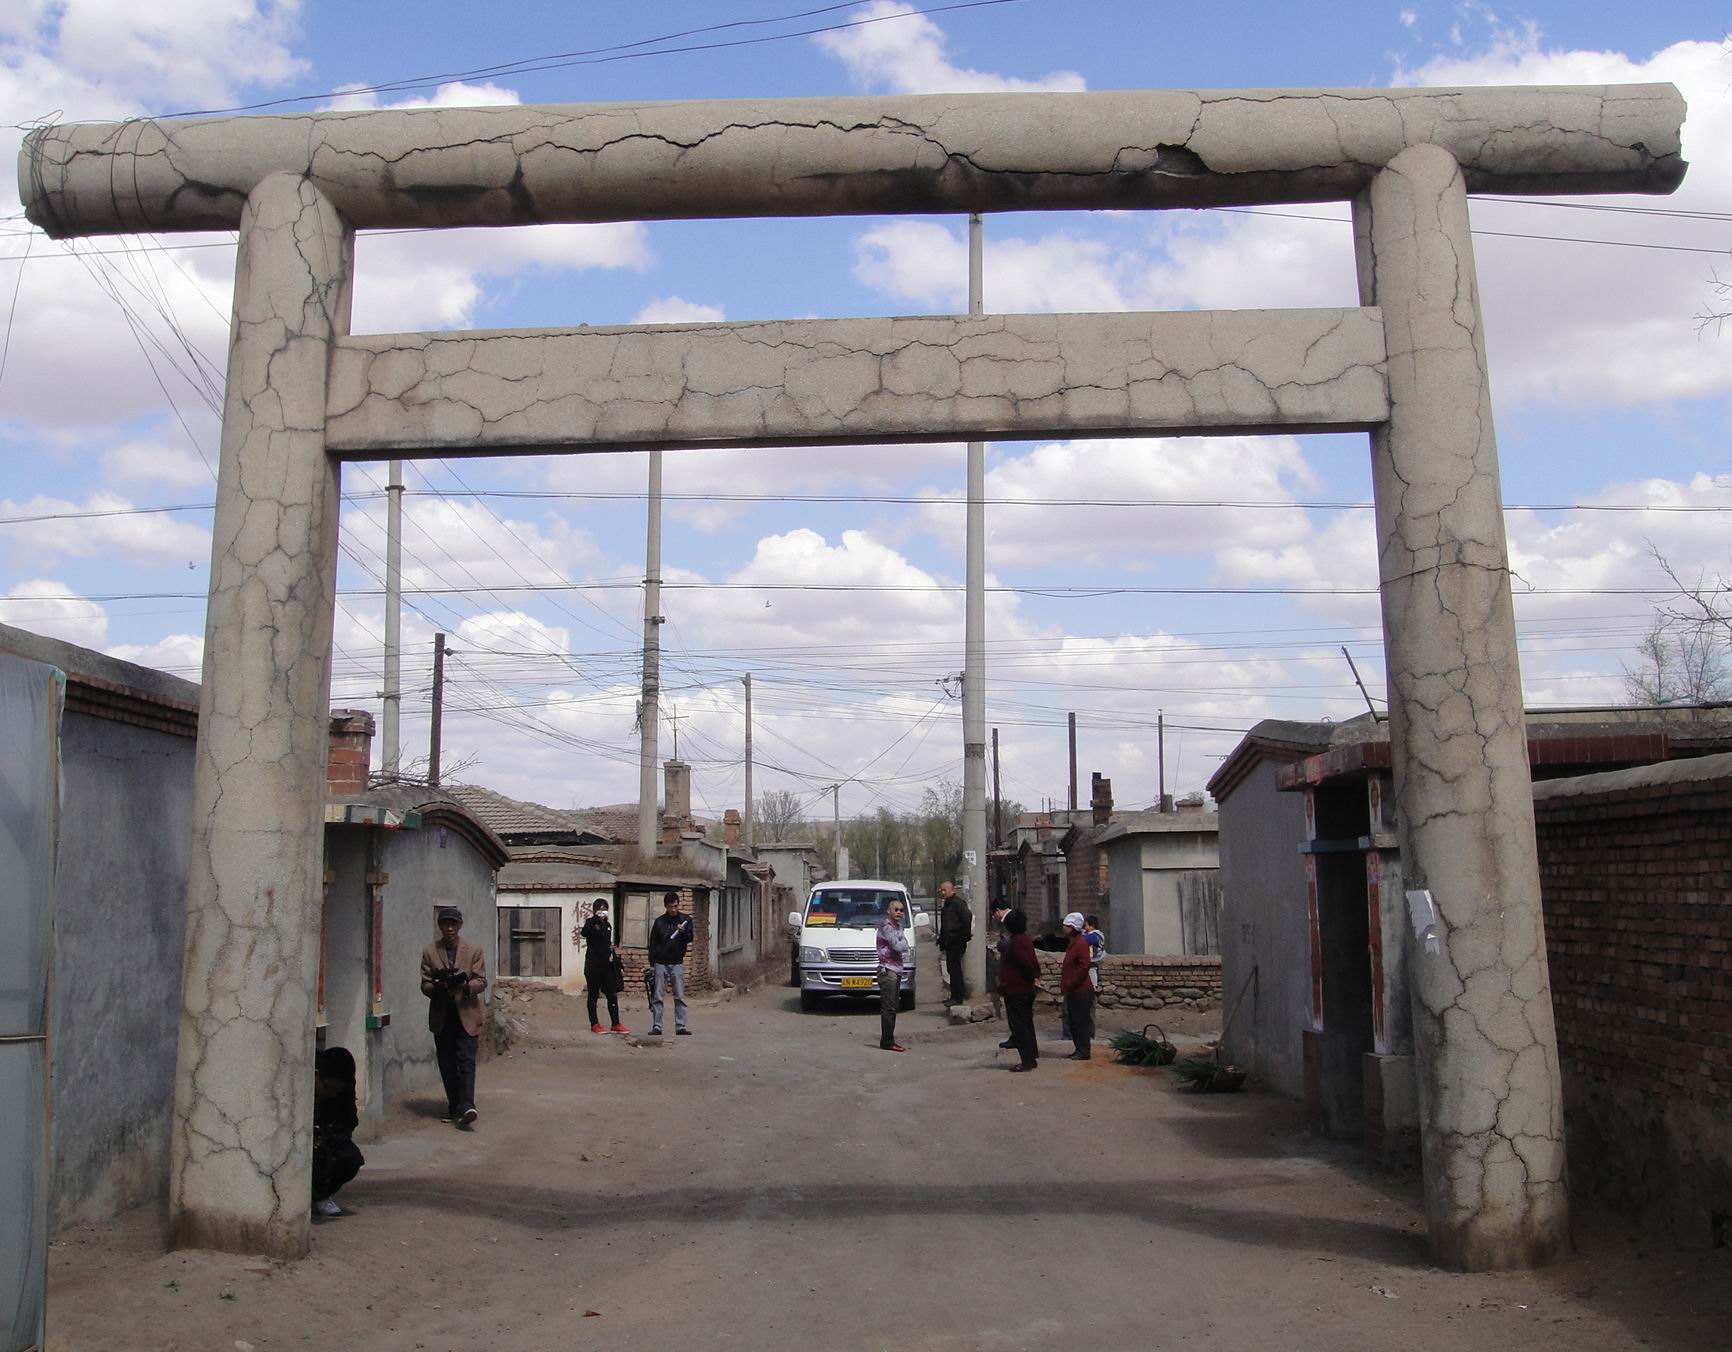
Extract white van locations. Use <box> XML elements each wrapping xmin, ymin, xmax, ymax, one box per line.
<box><xmin>789</xmin><ymin>880</ymin><xmax>926</xmax><ymax>1012</ymax></box>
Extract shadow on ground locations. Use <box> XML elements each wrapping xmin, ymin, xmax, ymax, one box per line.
<box><xmin>346</xmin><ymin>1172</ymin><xmax>1429</xmax><ymax>1267</ymax></box>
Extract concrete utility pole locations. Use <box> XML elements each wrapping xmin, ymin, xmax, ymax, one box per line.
<box><xmin>428</xmin><ymin>631</ymin><xmax>448</xmax><ymax>786</ymax></box>
<box><xmin>1067</xmin><ymin>711</ymin><xmax>1078</xmax><ymax>812</ymax></box>
<box><xmin>638</xmin><ymin>450</ymin><xmax>663</xmax><ymax>855</ymax></box>
<box><xmin>1158</xmin><ymin>709</ymin><xmax>1169</xmax><ymax>811</ymax></box>
<box><xmin>962</xmin><ymin>210</ymin><xmax>989</xmax><ymax>1000</ymax></box>
<box><xmin>743</xmin><ymin>673</ymin><xmax>754</xmax><ymax>848</ymax></box>
<box><xmin>832</xmin><ymin>783</ymin><xmax>845</xmax><ymax>880</ymax></box>
<box><xmin>380</xmin><ymin>458</ymin><xmax>403</xmax><ymax>778</ymax></box>
<box><xmin>992</xmin><ymin>726</ymin><xmax>1002</xmax><ymax>849</ymax></box>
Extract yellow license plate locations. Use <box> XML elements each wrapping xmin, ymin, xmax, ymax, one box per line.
<box><xmin>839</xmin><ymin>976</ymin><xmax>876</xmax><ymax>989</ymax></box>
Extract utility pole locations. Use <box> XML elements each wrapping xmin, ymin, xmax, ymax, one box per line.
<box><xmin>962</xmin><ymin>210</ymin><xmax>989</xmax><ymax>1002</ymax></box>
<box><xmin>742</xmin><ymin>673</ymin><xmax>754</xmax><ymax>848</ymax></box>
<box><xmin>992</xmin><ymin>726</ymin><xmax>1002</xmax><ymax>849</ymax></box>
<box><xmin>1158</xmin><ymin>708</ymin><xmax>1169</xmax><ymax>811</ymax></box>
<box><xmin>832</xmin><ymin>783</ymin><xmax>845</xmax><ymax>880</ymax></box>
<box><xmin>638</xmin><ymin>450</ymin><xmax>663</xmax><ymax>856</ymax></box>
<box><xmin>428</xmin><ymin>632</ymin><xmax>447</xmax><ymax>787</ymax></box>
<box><xmin>1067</xmin><ymin>711</ymin><xmax>1078</xmax><ymax>813</ymax></box>
<box><xmin>381</xmin><ymin>458</ymin><xmax>403</xmax><ymax>778</ymax></box>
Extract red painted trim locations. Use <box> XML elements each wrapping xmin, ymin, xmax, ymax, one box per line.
<box><xmin>1304</xmin><ymin>854</ymin><xmax>1323</xmax><ymax>1029</ymax></box>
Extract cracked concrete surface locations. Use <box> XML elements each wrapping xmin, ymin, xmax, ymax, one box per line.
<box><xmin>26</xmin><ymin>84</ymin><xmax>1688</xmax><ymax>1272</ymax></box>
<box><xmin>323</xmin><ymin>308</ymin><xmax>1388</xmax><ymax>457</ymax></box>
<box><xmin>19</xmin><ymin>85</ymin><xmax>1684</xmax><ymax>236</ymax></box>
<box><xmin>1354</xmin><ymin>145</ymin><xmax>1568</xmax><ymax>1271</ymax></box>
<box><xmin>167</xmin><ymin>172</ymin><xmax>352</xmax><ymax>1262</ymax></box>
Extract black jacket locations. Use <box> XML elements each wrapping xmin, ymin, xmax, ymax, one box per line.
<box><xmin>648</xmin><ymin>911</ymin><xmax>695</xmax><ymax>965</ymax></box>
<box><xmin>580</xmin><ymin>914</ymin><xmax>615</xmax><ymax>974</ymax></box>
<box><xmin>939</xmin><ymin>895</ymin><xmax>973</xmax><ymax>952</ymax></box>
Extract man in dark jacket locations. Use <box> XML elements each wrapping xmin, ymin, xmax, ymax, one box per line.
<box><xmin>937</xmin><ymin>880</ymin><xmax>972</xmax><ymax>1006</ymax></box>
<box><xmin>647</xmin><ymin>891</ymin><xmax>695</xmax><ymax>1036</ymax></box>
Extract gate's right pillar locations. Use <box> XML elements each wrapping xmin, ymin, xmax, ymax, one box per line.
<box><xmin>1351</xmin><ymin>143</ymin><xmax>1569</xmax><ymax>1270</ymax></box>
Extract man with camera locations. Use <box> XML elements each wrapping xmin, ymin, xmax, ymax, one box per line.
<box><xmin>420</xmin><ymin>905</ymin><xmax>487</xmax><ymax>1125</ymax></box>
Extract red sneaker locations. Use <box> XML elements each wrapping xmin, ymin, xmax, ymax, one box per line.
<box><xmin>590</xmin><ymin>1023</ymin><xmax>605</xmax><ymax>1034</ymax></box>
<box><xmin>609</xmin><ymin>1024</ymin><xmax>630</xmax><ymax>1034</ymax></box>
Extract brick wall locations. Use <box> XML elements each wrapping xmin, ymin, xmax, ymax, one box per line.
<box><xmin>1063</xmin><ymin>832</ymin><xmax>1108</xmax><ymax>933</ymax></box>
<box><xmin>327</xmin><ymin>708</ymin><xmax>373</xmax><ymax>796</ymax></box>
<box><xmin>1029</xmin><ymin>952</ymin><xmax>1221</xmax><ymax>1014</ymax></box>
<box><xmin>1532</xmin><ymin>759</ymin><xmax>1732</xmax><ymax>1244</ymax></box>
<box><xmin>615</xmin><ymin>892</ymin><xmax>714</xmax><ymax>1002</ymax></box>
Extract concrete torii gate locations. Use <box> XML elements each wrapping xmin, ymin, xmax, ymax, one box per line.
<box><xmin>21</xmin><ymin>83</ymin><xmax>1686</xmax><ymax>1270</ymax></box>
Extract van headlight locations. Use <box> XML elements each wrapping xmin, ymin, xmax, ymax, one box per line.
<box><xmin>800</xmin><ymin>945</ymin><xmax>829</xmax><ymax>962</ymax></box>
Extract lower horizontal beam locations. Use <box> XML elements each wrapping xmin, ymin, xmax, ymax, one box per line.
<box><xmin>324</xmin><ymin>308</ymin><xmax>1387</xmax><ymax>459</ymax></box>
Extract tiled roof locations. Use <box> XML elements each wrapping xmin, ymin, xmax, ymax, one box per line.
<box><xmin>444</xmin><ymin>784</ymin><xmax>642</xmax><ymax>842</ymax></box>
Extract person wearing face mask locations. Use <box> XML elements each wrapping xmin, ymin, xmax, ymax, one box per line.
<box><xmin>579</xmin><ymin>900</ymin><xmax>629</xmax><ymax>1034</ymax></box>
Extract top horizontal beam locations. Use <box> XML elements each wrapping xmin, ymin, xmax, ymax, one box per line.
<box><xmin>20</xmin><ymin>84</ymin><xmax>1685</xmax><ymax>238</ymax></box>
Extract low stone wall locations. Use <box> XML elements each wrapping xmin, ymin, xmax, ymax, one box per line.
<box><xmin>1031</xmin><ymin>952</ymin><xmax>1221</xmax><ymax>1013</ymax></box>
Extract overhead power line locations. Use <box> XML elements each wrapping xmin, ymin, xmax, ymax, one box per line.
<box><xmin>7</xmin><ymin>492</ymin><xmax>1730</xmax><ymax>526</ymax></box>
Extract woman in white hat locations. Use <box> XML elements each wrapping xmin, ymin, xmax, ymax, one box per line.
<box><xmin>1058</xmin><ymin>912</ymin><xmax>1095</xmax><ymax>1060</ymax></box>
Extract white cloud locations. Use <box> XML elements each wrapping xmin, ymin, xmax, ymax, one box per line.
<box><xmin>339</xmin><ymin>490</ymin><xmax>600</xmax><ymax>595</ymax></box>
<box><xmin>101</xmin><ymin>439</ymin><xmax>214</xmax><ymax>489</ymax></box>
<box><xmin>1400</xmin><ymin>8</ymin><xmax>1418</xmax><ymax>27</ymax></box>
<box><xmin>0</xmin><ymin>491</ymin><xmax>210</xmax><ymax>567</ymax></box>
<box><xmin>324</xmin><ymin>78</ymin><xmax>519</xmax><ymax>112</ymax></box>
<box><xmin>1394</xmin><ymin>35</ymin><xmax>1732</xmax><ymax>406</ymax></box>
<box><xmin>351</xmin><ymin>223</ymin><xmax>651</xmax><ymax>334</ymax></box>
<box><xmin>814</xmin><ymin>0</ymin><xmax>1085</xmax><ymax>94</ymax></box>
<box><xmin>107</xmin><ymin>630</ymin><xmax>202</xmax><ymax>675</ymax></box>
<box><xmin>633</xmin><ymin>297</ymin><xmax>726</xmax><ymax>325</ymax></box>
<box><xmin>542</xmin><ymin>440</ymin><xmax>965</xmax><ymax>534</ymax></box>
<box><xmin>46</xmin><ymin>0</ymin><xmax>303</xmax><ymax>108</ymax></box>
<box><xmin>918</xmin><ymin>435</ymin><xmax>1322</xmax><ymax>567</ymax></box>
<box><xmin>854</xmin><ymin>221</ymin><xmax>1133</xmax><ymax>312</ymax></box>
<box><xmin>0</xmin><ymin>578</ymin><xmax>107</xmax><ymax>646</ymax></box>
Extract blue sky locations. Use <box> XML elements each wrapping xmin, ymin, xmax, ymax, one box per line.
<box><xmin>1</xmin><ymin>1</ymin><xmax>1729</xmax><ymax>821</ymax></box>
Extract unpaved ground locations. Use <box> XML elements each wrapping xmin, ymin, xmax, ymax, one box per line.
<box><xmin>46</xmin><ymin>984</ymin><xmax>1731</xmax><ymax>1352</ymax></box>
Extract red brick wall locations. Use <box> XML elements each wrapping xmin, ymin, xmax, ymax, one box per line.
<box><xmin>617</xmin><ymin>892</ymin><xmax>714</xmax><ymax>1001</ymax></box>
<box><xmin>326</xmin><ymin>709</ymin><xmax>373</xmax><ymax>796</ymax></box>
<box><xmin>1063</xmin><ymin>833</ymin><xmax>1108</xmax><ymax>932</ymax></box>
<box><xmin>1533</xmin><ymin>768</ymin><xmax>1732</xmax><ymax>1242</ymax></box>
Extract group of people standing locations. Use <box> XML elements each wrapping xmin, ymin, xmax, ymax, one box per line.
<box><xmin>579</xmin><ymin>891</ymin><xmax>697</xmax><ymax>1037</ymax></box>
<box><xmin>874</xmin><ymin>879</ymin><xmax>1104</xmax><ymax>1069</ymax></box>
<box><xmin>990</xmin><ymin>905</ymin><xmax>1100</xmax><ymax>1071</ymax></box>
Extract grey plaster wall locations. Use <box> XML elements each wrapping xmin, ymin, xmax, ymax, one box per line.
<box><xmin>375</xmin><ymin>824</ymin><xmax>497</xmax><ymax>1112</ymax></box>
<box><xmin>49</xmin><ymin>710</ymin><xmax>194</xmax><ymax>1229</ymax></box>
<box><xmin>1105</xmin><ymin>831</ymin><xmax>1221</xmax><ymax>956</ymax></box>
<box><xmin>1218</xmin><ymin>763</ymin><xmax>1312</xmax><ymax>1098</ymax></box>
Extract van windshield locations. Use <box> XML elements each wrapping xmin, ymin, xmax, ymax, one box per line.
<box><xmin>804</xmin><ymin>889</ymin><xmax>907</xmax><ymax>930</ymax></box>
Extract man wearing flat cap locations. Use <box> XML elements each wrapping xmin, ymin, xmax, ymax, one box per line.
<box><xmin>420</xmin><ymin>905</ymin><xmax>487</xmax><ymax>1124</ymax></box>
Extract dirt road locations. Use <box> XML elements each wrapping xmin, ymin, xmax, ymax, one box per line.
<box><xmin>46</xmin><ymin>985</ymin><xmax>1730</xmax><ymax>1351</ymax></box>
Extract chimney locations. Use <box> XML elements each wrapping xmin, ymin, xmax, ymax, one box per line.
<box><xmin>327</xmin><ymin>708</ymin><xmax>375</xmax><ymax>797</ymax></box>
<box><xmin>1090</xmin><ymin>772</ymin><xmax>1113</xmax><ymax>826</ymax></box>
<box><xmin>660</xmin><ymin>759</ymin><xmax>692</xmax><ymax>844</ymax></box>
<box><xmin>722</xmin><ymin>808</ymin><xmax>742</xmax><ymax>847</ymax></box>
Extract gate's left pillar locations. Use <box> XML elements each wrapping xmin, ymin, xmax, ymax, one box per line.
<box><xmin>169</xmin><ymin>172</ymin><xmax>353</xmax><ymax>1259</ymax></box>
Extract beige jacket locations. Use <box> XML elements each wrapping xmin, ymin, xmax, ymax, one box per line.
<box><xmin>420</xmin><ymin>938</ymin><xmax>487</xmax><ymax>1037</ymax></box>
